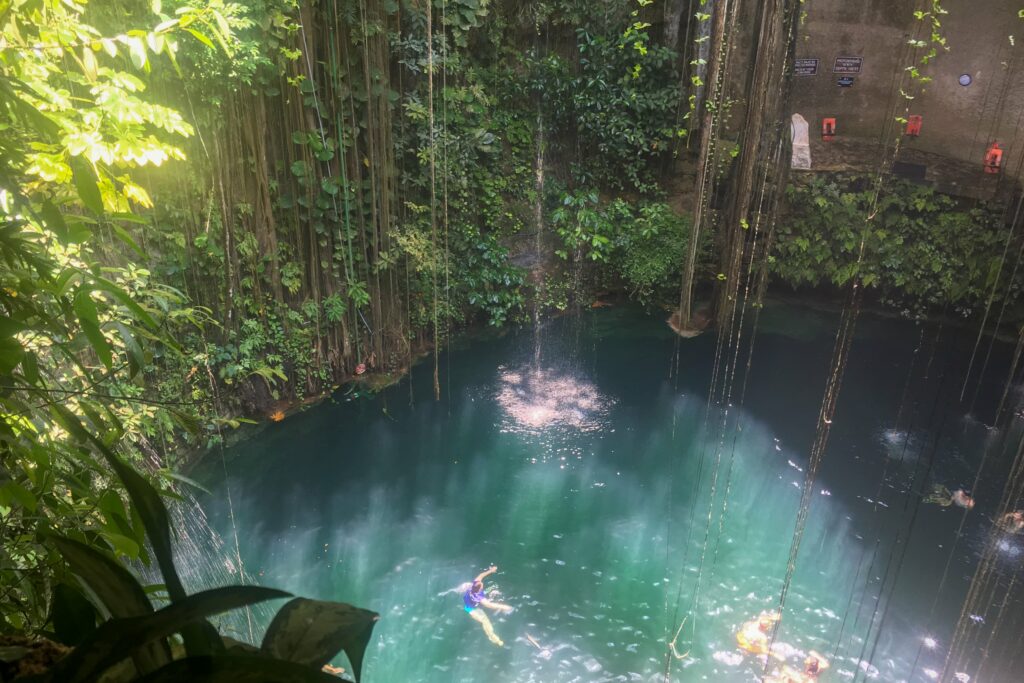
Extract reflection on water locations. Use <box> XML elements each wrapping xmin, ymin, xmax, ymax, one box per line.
<box><xmin>184</xmin><ymin>306</ymin><xmax>1021</xmax><ymax>682</ymax></box>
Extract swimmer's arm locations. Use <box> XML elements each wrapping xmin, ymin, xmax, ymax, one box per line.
<box><xmin>474</xmin><ymin>565</ymin><xmax>498</xmax><ymax>583</ymax></box>
<box><xmin>480</xmin><ymin>598</ymin><xmax>513</xmax><ymax>613</ymax></box>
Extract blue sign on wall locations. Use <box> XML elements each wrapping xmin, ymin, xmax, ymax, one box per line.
<box><xmin>837</xmin><ymin>76</ymin><xmax>855</xmax><ymax>87</ymax></box>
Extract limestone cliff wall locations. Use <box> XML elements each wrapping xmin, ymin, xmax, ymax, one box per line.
<box><xmin>787</xmin><ymin>0</ymin><xmax>1023</xmax><ymax>192</ymax></box>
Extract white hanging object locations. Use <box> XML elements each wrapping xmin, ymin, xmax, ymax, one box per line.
<box><xmin>790</xmin><ymin>113</ymin><xmax>811</xmax><ymax>170</ymax></box>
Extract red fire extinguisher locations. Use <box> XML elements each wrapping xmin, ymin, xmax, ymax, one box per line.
<box><xmin>984</xmin><ymin>142</ymin><xmax>1002</xmax><ymax>174</ymax></box>
<box><xmin>822</xmin><ymin>118</ymin><xmax>836</xmax><ymax>142</ymax></box>
<box><xmin>905</xmin><ymin>115</ymin><xmax>922</xmax><ymax>137</ymax></box>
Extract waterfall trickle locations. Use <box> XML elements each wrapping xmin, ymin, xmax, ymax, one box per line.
<box><xmin>533</xmin><ymin>103</ymin><xmax>545</xmax><ymax>371</ymax></box>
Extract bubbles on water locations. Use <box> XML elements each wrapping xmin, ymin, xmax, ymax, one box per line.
<box><xmin>878</xmin><ymin>427</ymin><xmax>921</xmax><ymax>466</ymax></box>
<box><xmin>712</xmin><ymin>650</ymin><xmax>744</xmax><ymax>666</ymax></box>
<box><xmin>495</xmin><ymin>364</ymin><xmax>614</xmax><ymax>437</ymax></box>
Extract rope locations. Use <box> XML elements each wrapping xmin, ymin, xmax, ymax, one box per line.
<box><xmin>763</xmin><ymin>4</ymin><xmax>938</xmax><ymax>671</ymax></box>
<box><xmin>829</xmin><ymin>324</ymin><xmax>929</xmax><ymax>663</ymax></box>
<box><xmin>666</xmin><ymin>0</ymin><xmax>802</xmax><ymax>673</ymax></box>
<box><xmin>441</xmin><ymin>0</ymin><xmax>452</xmax><ymax>408</ymax></box>
<box><xmin>203</xmin><ymin>352</ymin><xmax>253</xmax><ymax>642</ymax></box>
<box><xmin>958</xmin><ymin>45</ymin><xmax>1021</xmax><ymax>403</ymax></box>
<box><xmin>939</xmin><ymin>428</ymin><xmax>1024</xmax><ymax>680</ymax></box>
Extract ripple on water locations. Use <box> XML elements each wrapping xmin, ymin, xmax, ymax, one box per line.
<box><xmin>495</xmin><ymin>365</ymin><xmax>614</xmax><ymax>438</ymax></box>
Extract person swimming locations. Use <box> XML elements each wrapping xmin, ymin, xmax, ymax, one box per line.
<box><xmin>924</xmin><ymin>484</ymin><xmax>975</xmax><ymax>510</ymax></box>
<box><xmin>463</xmin><ymin>565</ymin><xmax>513</xmax><ymax>647</ymax></box>
<box><xmin>765</xmin><ymin>649</ymin><xmax>829</xmax><ymax>683</ymax></box>
<box><xmin>736</xmin><ymin>610</ymin><xmax>781</xmax><ymax>656</ymax></box>
<box><xmin>996</xmin><ymin>510</ymin><xmax>1024</xmax><ymax>534</ymax></box>
<box><xmin>803</xmin><ymin>650</ymin><xmax>829</xmax><ymax>678</ymax></box>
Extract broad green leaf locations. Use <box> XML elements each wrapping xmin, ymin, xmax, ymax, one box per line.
<box><xmin>73</xmin><ymin>289</ymin><xmax>112</xmax><ymax>369</ymax></box>
<box><xmin>109</xmin><ymin>212</ymin><xmax>150</xmax><ymax>224</ymax></box>
<box><xmin>110</xmin><ymin>223</ymin><xmax>146</xmax><ymax>258</ymax></box>
<box><xmin>0</xmin><ymin>646</ymin><xmax>30</xmax><ymax>663</ymax></box>
<box><xmin>44</xmin><ymin>586</ymin><xmax>290</xmax><ymax>683</ymax></box>
<box><xmin>90</xmin><ymin>439</ymin><xmax>221</xmax><ymax>658</ymax></box>
<box><xmin>133</xmin><ymin>654</ymin><xmax>344</xmax><ymax>683</ymax></box>
<box><xmin>262</xmin><ymin>598</ymin><xmax>379</xmax><ymax>681</ymax></box>
<box><xmin>185</xmin><ymin>27</ymin><xmax>215</xmax><ymax>49</ymax></box>
<box><xmin>0</xmin><ymin>336</ymin><xmax>24</xmax><ymax>375</ymax></box>
<box><xmin>82</xmin><ymin>47</ymin><xmax>98</xmax><ymax>81</ymax></box>
<box><xmin>39</xmin><ymin>199</ymin><xmax>69</xmax><ymax>241</ymax></box>
<box><xmin>46</xmin><ymin>533</ymin><xmax>170</xmax><ymax>673</ymax></box>
<box><xmin>46</xmin><ymin>534</ymin><xmax>153</xmax><ymax>619</ymax></box>
<box><xmin>0</xmin><ymin>481</ymin><xmax>36</xmax><ymax>512</ymax></box>
<box><xmin>92</xmin><ymin>276</ymin><xmax>159</xmax><ymax>330</ymax></box>
<box><xmin>160</xmin><ymin>470</ymin><xmax>212</xmax><ymax>495</ymax></box>
<box><xmin>51</xmin><ymin>583</ymin><xmax>99</xmax><ymax>646</ymax></box>
<box><xmin>21</xmin><ymin>350</ymin><xmax>40</xmax><ymax>385</ymax></box>
<box><xmin>105</xmin><ymin>452</ymin><xmax>183</xmax><ymax>599</ymax></box>
<box><xmin>128</xmin><ymin>36</ymin><xmax>148</xmax><ymax>69</ymax></box>
<box><xmin>101</xmin><ymin>531</ymin><xmax>141</xmax><ymax>559</ymax></box>
<box><xmin>146</xmin><ymin>32</ymin><xmax>165</xmax><ymax>55</ymax></box>
<box><xmin>114</xmin><ymin>322</ymin><xmax>145</xmax><ymax>377</ymax></box>
<box><xmin>69</xmin><ymin>157</ymin><xmax>104</xmax><ymax>214</ymax></box>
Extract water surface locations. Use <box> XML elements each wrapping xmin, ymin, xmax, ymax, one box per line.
<box><xmin>192</xmin><ymin>304</ymin><xmax>1022</xmax><ymax>682</ymax></box>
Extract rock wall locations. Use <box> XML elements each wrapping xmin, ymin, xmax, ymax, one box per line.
<box><xmin>787</xmin><ymin>0</ymin><xmax>1023</xmax><ymax>194</ymax></box>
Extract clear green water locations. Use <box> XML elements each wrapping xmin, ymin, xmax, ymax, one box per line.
<box><xmin>189</xmin><ymin>305</ymin><xmax>1021</xmax><ymax>682</ymax></box>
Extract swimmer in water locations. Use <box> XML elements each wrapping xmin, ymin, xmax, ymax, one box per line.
<box><xmin>997</xmin><ymin>510</ymin><xmax>1024</xmax><ymax>534</ymax></box>
<box><xmin>803</xmin><ymin>650</ymin><xmax>829</xmax><ymax>678</ymax></box>
<box><xmin>766</xmin><ymin>651</ymin><xmax>829</xmax><ymax>683</ymax></box>
<box><xmin>736</xmin><ymin>610</ymin><xmax>781</xmax><ymax>656</ymax></box>
<box><xmin>924</xmin><ymin>484</ymin><xmax>975</xmax><ymax>510</ymax></box>
<box><xmin>463</xmin><ymin>565</ymin><xmax>513</xmax><ymax>647</ymax></box>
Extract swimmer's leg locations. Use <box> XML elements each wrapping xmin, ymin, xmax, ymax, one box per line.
<box><xmin>469</xmin><ymin>608</ymin><xmax>504</xmax><ymax>647</ymax></box>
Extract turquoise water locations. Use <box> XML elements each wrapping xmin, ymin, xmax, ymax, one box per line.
<box><xmin>190</xmin><ymin>305</ymin><xmax>1022</xmax><ymax>682</ymax></box>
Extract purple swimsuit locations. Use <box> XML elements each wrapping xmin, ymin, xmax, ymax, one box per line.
<box><xmin>463</xmin><ymin>585</ymin><xmax>486</xmax><ymax>612</ymax></box>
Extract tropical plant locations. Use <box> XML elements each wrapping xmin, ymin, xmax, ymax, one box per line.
<box><xmin>533</xmin><ymin>24</ymin><xmax>680</xmax><ymax>193</ymax></box>
<box><xmin>3</xmin><ymin>431</ymin><xmax>377</xmax><ymax>681</ymax></box>
<box><xmin>614</xmin><ymin>202</ymin><xmax>698</xmax><ymax>305</ymax></box>
<box><xmin>772</xmin><ymin>175</ymin><xmax>1017</xmax><ymax>319</ymax></box>
<box><xmin>0</xmin><ymin>0</ymin><xmax>239</xmax><ymax>632</ymax></box>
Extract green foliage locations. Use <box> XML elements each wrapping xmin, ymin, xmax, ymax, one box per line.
<box><xmin>533</xmin><ymin>26</ymin><xmax>680</xmax><ymax>192</ymax></box>
<box><xmin>0</xmin><ymin>0</ymin><xmax>239</xmax><ymax>633</ymax></box>
<box><xmin>550</xmin><ymin>190</ymin><xmax>699</xmax><ymax>307</ymax></box>
<box><xmin>773</xmin><ymin>175</ymin><xmax>1017</xmax><ymax>318</ymax></box>
<box><xmin>31</xmin><ymin>442</ymin><xmax>378</xmax><ymax>682</ymax></box>
<box><xmin>550</xmin><ymin>190</ymin><xmax>625</xmax><ymax>262</ymax></box>
<box><xmin>263</xmin><ymin>598</ymin><xmax>378</xmax><ymax>678</ymax></box>
<box><xmin>614</xmin><ymin>203</ymin><xmax>699</xmax><ymax>305</ymax></box>
<box><xmin>397</xmin><ymin>57</ymin><xmax>530</xmax><ymax>330</ymax></box>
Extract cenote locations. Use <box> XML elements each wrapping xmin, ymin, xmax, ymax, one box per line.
<box><xmin>188</xmin><ymin>304</ymin><xmax>1023</xmax><ymax>682</ymax></box>
<box><xmin>12</xmin><ymin>1</ymin><xmax>1024</xmax><ymax>682</ymax></box>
